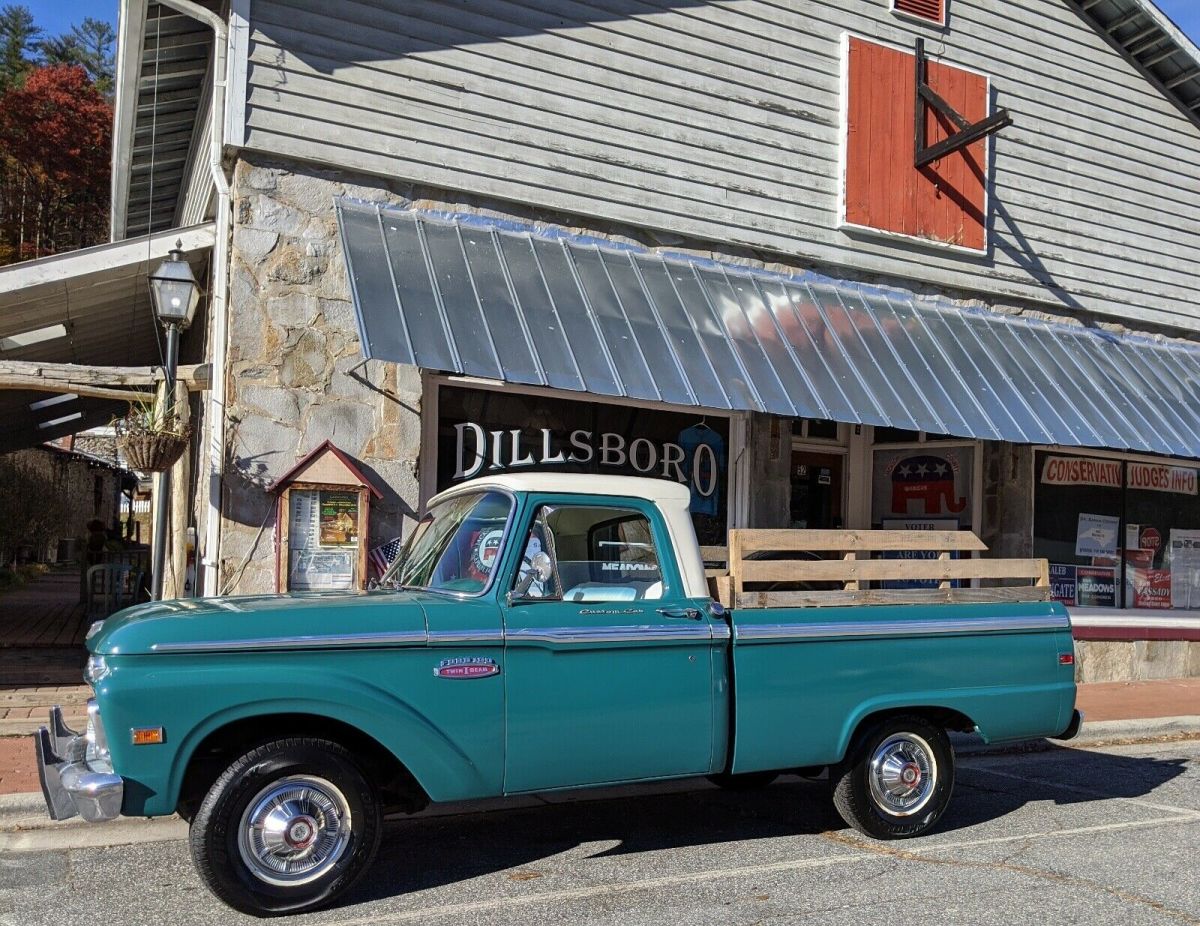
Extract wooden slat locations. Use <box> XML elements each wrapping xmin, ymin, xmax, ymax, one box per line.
<box><xmin>736</xmin><ymin>587</ymin><xmax>1052</xmax><ymax>609</ymax></box>
<box><xmin>729</xmin><ymin>530</ymin><xmax>745</xmax><ymax>603</ymax></box>
<box><xmin>732</xmin><ymin>529</ymin><xmax>988</xmax><ymax>553</ymax></box>
<box><xmin>738</xmin><ymin>557</ymin><xmax>1047</xmax><ymax>584</ymax></box>
<box><xmin>715</xmin><ymin>575</ymin><xmax>733</xmax><ymax>609</ymax></box>
<box><xmin>699</xmin><ymin>546</ymin><xmax>728</xmax><ymax>562</ymax></box>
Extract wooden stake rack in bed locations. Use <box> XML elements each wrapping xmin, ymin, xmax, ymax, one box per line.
<box><xmin>706</xmin><ymin>530</ymin><xmax>1051</xmax><ymax>609</ymax></box>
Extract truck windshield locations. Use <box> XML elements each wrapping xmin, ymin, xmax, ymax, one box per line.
<box><xmin>387</xmin><ymin>490</ymin><xmax>513</xmax><ymax>595</ymax></box>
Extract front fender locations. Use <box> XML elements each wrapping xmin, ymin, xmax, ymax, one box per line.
<box><xmin>98</xmin><ymin>651</ymin><xmax>504</xmax><ymax>816</ymax></box>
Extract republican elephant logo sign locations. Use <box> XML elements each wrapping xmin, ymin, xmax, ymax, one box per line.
<box><xmin>888</xmin><ymin>454</ymin><xmax>967</xmax><ymax>517</ymax></box>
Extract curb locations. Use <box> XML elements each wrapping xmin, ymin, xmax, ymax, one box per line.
<box><xmin>951</xmin><ymin>715</ymin><xmax>1200</xmax><ymax>755</ymax></box>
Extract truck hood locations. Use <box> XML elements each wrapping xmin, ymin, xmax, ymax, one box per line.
<box><xmin>89</xmin><ymin>589</ymin><xmax>437</xmax><ymax>656</ymax></box>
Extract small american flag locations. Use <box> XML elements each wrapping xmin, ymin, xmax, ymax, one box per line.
<box><xmin>368</xmin><ymin>537</ymin><xmax>405</xmax><ymax>578</ymax></box>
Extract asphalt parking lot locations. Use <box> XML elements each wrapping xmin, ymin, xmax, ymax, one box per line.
<box><xmin>1</xmin><ymin>738</ymin><xmax>1197</xmax><ymax>926</ymax></box>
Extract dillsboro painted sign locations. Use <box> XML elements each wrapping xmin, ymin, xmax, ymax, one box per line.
<box><xmin>451</xmin><ymin>422</ymin><xmax>721</xmax><ymax>503</ymax></box>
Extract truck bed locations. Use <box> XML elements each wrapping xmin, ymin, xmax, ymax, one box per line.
<box><xmin>705</xmin><ymin>529</ymin><xmax>1050</xmax><ymax>609</ymax></box>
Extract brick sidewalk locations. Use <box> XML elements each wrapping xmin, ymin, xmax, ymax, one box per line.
<box><xmin>1075</xmin><ymin>677</ymin><xmax>1200</xmax><ymax>722</ymax></box>
<box><xmin>1</xmin><ymin>678</ymin><xmax>1196</xmax><ymax>797</ymax></box>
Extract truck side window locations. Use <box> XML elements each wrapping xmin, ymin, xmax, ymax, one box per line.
<box><xmin>512</xmin><ymin>505</ymin><xmax>664</xmax><ymax>602</ymax></box>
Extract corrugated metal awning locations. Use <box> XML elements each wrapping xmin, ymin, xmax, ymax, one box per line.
<box><xmin>338</xmin><ymin>200</ymin><xmax>1200</xmax><ymax>459</ymax></box>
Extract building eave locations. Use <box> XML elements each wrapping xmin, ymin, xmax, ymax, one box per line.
<box><xmin>1071</xmin><ymin>0</ymin><xmax>1200</xmax><ymax>131</ymax></box>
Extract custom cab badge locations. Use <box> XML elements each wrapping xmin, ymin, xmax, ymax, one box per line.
<box><xmin>434</xmin><ymin>657</ymin><xmax>500</xmax><ymax>680</ymax></box>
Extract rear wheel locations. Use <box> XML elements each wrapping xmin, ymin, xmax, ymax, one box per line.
<box><xmin>831</xmin><ymin>715</ymin><xmax>954</xmax><ymax>839</ymax></box>
<box><xmin>189</xmin><ymin>737</ymin><xmax>382</xmax><ymax>916</ymax></box>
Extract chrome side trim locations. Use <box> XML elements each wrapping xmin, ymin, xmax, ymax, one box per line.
<box><xmin>427</xmin><ymin>629</ymin><xmax>504</xmax><ymax>645</ymax></box>
<box><xmin>735</xmin><ymin>614</ymin><xmax>1070</xmax><ymax>644</ymax></box>
<box><xmin>151</xmin><ymin>621</ymin><xmax>729</xmax><ymax>653</ymax></box>
<box><xmin>150</xmin><ymin>630</ymin><xmax>429</xmax><ymax>653</ymax></box>
<box><xmin>506</xmin><ymin>624</ymin><xmax>714</xmax><ymax>645</ymax></box>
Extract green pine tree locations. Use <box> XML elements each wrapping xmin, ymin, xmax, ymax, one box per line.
<box><xmin>0</xmin><ymin>4</ymin><xmax>39</xmax><ymax>91</ymax></box>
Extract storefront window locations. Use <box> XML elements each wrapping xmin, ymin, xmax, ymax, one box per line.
<box><xmin>1033</xmin><ymin>451</ymin><xmax>1200</xmax><ymax>610</ymax></box>
<box><xmin>436</xmin><ymin>386</ymin><xmax>729</xmax><ymax>546</ymax></box>
<box><xmin>871</xmin><ymin>444</ymin><xmax>975</xmax><ymax>531</ymax></box>
<box><xmin>870</xmin><ymin>443</ymin><xmax>976</xmax><ymax>590</ymax></box>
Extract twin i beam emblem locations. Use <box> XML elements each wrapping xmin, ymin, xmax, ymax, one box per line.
<box><xmin>434</xmin><ymin>657</ymin><xmax>500</xmax><ymax>680</ymax></box>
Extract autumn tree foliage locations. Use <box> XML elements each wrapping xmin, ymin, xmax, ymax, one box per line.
<box><xmin>0</xmin><ymin>63</ymin><xmax>112</xmax><ymax>264</ymax></box>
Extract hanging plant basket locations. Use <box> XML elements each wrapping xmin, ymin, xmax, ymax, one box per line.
<box><xmin>117</xmin><ymin>425</ymin><xmax>192</xmax><ymax>473</ymax></box>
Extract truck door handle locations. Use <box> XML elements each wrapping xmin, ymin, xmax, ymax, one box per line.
<box><xmin>657</xmin><ymin>607</ymin><xmax>703</xmax><ymax>620</ymax></box>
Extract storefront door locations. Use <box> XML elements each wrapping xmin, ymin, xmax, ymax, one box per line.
<box><xmin>790</xmin><ymin>451</ymin><xmax>844</xmax><ymax>529</ymax></box>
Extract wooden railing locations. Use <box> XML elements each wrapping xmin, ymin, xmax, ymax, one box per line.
<box><xmin>705</xmin><ymin>530</ymin><xmax>1050</xmax><ymax>609</ymax></box>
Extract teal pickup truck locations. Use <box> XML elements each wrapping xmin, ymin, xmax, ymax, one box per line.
<box><xmin>37</xmin><ymin>473</ymin><xmax>1081</xmax><ymax>916</ymax></box>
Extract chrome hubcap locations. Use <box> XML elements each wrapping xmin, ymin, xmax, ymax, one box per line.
<box><xmin>868</xmin><ymin>732</ymin><xmax>937</xmax><ymax>817</ymax></box>
<box><xmin>237</xmin><ymin>776</ymin><xmax>352</xmax><ymax>886</ymax></box>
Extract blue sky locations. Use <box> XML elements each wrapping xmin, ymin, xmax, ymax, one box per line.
<box><xmin>23</xmin><ymin>0</ymin><xmax>1200</xmax><ymax>55</ymax></box>
<box><xmin>27</xmin><ymin>1</ymin><xmax>116</xmax><ymax>40</ymax></box>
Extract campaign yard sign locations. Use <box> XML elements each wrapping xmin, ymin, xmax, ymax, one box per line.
<box><xmin>1076</xmin><ymin>566</ymin><xmax>1117</xmax><ymax>608</ymax></box>
<box><xmin>1049</xmin><ymin>564</ymin><xmax>1077</xmax><ymax>606</ymax></box>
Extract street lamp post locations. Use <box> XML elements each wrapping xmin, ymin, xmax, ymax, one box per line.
<box><xmin>147</xmin><ymin>243</ymin><xmax>200</xmax><ymax>600</ymax></box>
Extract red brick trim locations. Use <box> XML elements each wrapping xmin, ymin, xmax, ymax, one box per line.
<box><xmin>1073</xmin><ymin>626</ymin><xmax>1200</xmax><ymax>642</ymax></box>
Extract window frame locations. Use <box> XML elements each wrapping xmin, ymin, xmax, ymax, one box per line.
<box><xmin>389</xmin><ymin>487</ymin><xmax>517</xmax><ymax>599</ymax></box>
<box><xmin>506</xmin><ymin>496</ymin><xmax>682</xmax><ymax>604</ymax></box>
<box><xmin>837</xmin><ymin>31</ymin><xmax>992</xmax><ymax>256</ymax></box>
<box><xmin>1031</xmin><ymin>444</ymin><xmax>1200</xmax><ymax>612</ymax></box>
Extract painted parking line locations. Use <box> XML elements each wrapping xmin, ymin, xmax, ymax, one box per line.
<box><xmin>319</xmin><ymin>812</ymin><xmax>1200</xmax><ymax>926</ymax></box>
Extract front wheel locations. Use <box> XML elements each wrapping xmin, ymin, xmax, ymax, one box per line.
<box><xmin>189</xmin><ymin>737</ymin><xmax>382</xmax><ymax>916</ymax></box>
<box><xmin>831</xmin><ymin>715</ymin><xmax>954</xmax><ymax>839</ymax></box>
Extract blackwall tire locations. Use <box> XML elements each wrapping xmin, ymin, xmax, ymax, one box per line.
<box><xmin>189</xmin><ymin>737</ymin><xmax>382</xmax><ymax>917</ymax></box>
<box><xmin>831</xmin><ymin>715</ymin><xmax>954</xmax><ymax>840</ymax></box>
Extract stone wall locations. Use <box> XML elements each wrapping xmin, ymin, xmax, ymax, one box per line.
<box><xmin>1075</xmin><ymin>639</ymin><xmax>1200</xmax><ymax>682</ymax></box>
<box><xmin>746</xmin><ymin>414</ymin><xmax>792</xmax><ymax>529</ymax></box>
<box><xmin>221</xmin><ymin>159</ymin><xmax>429</xmax><ymax>594</ymax></box>
<box><xmin>980</xmin><ymin>442</ymin><xmax>1034</xmax><ymax>559</ymax></box>
<box><xmin>0</xmin><ymin>447</ymin><xmax>123</xmax><ymax>561</ymax></box>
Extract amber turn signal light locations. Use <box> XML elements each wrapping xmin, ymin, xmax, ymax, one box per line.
<box><xmin>130</xmin><ymin>727</ymin><xmax>165</xmax><ymax>745</ymax></box>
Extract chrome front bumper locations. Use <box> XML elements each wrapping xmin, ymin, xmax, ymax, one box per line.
<box><xmin>34</xmin><ymin>702</ymin><xmax>123</xmax><ymax>823</ymax></box>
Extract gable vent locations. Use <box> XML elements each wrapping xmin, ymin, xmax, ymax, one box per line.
<box><xmin>893</xmin><ymin>0</ymin><xmax>946</xmax><ymax>25</ymax></box>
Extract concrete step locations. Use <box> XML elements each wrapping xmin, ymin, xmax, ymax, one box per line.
<box><xmin>0</xmin><ymin>715</ymin><xmax>87</xmax><ymax>737</ymax></box>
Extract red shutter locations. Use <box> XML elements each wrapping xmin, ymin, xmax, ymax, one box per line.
<box><xmin>894</xmin><ymin>0</ymin><xmax>945</xmax><ymax>24</ymax></box>
<box><xmin>844</xmin><ymin>37</ymin><xmax>987</xmax><ymax>251</ymax></box>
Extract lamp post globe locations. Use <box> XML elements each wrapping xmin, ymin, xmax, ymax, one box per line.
<box><xmin>148</xmin><ymin>244</ymin><xmax>200</xmax><ymax>329</ymax></box>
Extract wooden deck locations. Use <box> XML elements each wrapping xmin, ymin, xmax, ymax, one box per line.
<box><xmin>0</xmin><ymin>570</ymin><xmax>94</xmax><ymax>649</ymax></box>
<box><xmin>0</xmin><ymin>647</ymin><xmax>90</xmax><ymax>736</ymax></box>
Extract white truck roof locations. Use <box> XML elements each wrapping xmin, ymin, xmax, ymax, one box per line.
<box><xmin>429</xmin><ymin>472</ymin><xmax>692</xmax><ymax>505</ymax></box>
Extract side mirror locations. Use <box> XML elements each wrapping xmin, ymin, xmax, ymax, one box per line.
<box><xmin>529</xmin><ymin>551</ymin><xmax>553</xmax><ymax>583</ymax></box>
<box><xmin>508</xmin><ymin>551</ymin><xmax>556</xmax><ymax>604</ymax></box>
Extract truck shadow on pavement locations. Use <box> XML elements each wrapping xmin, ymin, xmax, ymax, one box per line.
<box><xmin>344</xmin><ymin>744</ymin><xmax>1191</xmax><ymax>907</ymax></box>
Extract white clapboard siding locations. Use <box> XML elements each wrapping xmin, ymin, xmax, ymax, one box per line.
<box><xmin>240</xmin><ymin>0</ymin><xmax>1200</xmax><ymax>333</ymax></box>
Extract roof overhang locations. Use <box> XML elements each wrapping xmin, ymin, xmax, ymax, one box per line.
<box><xmin>1070</xmin><ymin>0</ymin><xmax>1200</xmax><ymax>128</ymax></box>
<box><xmin>111</xmin><ymin>1</ymin><xmax>220</xmax><ymax>241</ymax></box>
<box><xmin>0</xmin><ymin>223</ymin><xmax>214</xmax><ymax>450</ymax></box>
